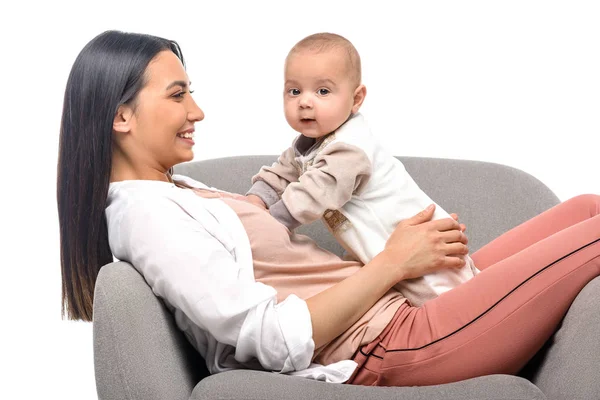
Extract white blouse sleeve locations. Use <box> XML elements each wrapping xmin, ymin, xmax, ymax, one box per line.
<box><xmin>109</xmin><ymin>196</ymin><xmax>314</xmax><ymax>373</ymax></box>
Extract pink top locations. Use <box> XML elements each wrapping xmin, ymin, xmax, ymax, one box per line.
<box><xmin>190</xmin><ymin>188</ymin><xmax>405</xmax><ymax>365</ymax></box>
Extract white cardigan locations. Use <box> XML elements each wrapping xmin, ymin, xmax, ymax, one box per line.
<box><xmin>105</xmin><ymin>176</ymin><xmax>357</xmax><ymax>382</ymax></box>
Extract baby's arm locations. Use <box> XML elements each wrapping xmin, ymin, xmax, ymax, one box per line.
<box><xmin>247</xmin><ymin>146</ymin><xmax>300</xmax><ymax>208</ymax></box>
<box><xmin>270</xmin><ymin>142</ymin><xmax>372</xmax><ymax>230</ymax></box>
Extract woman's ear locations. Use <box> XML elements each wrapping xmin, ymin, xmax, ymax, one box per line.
<box><xmin>113</xmin><ymin>104</ymin><xmax>134</xmax><ymax>134</ymax></box>
<box><xmin>351</xmin><ymin>84</ymin><xmax>367</xmax><ymax>114</ymax></box>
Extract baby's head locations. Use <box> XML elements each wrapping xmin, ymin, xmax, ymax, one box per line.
<box><xmin>284</xmin><ymin>33</ymin><xmax>366</xmax><ymax>138</ymax></box>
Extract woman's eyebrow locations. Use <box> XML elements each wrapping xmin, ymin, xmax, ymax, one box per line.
<box><xmin>165</xmin><ymin>80</ymin><xmax>192</xmax><ymax>90</ymax></box>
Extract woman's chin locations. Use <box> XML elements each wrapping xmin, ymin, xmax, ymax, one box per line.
<box><xmin>183</xmin><ymin>151</ymin><xmax>195</xmax><ymax>162</ymax></box>
<box><xmin>175</xmin><ymin>149</ymin><xmax>195</xmax><ymax>164</ymax></box>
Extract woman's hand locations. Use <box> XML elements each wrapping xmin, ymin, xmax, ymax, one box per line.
<box><xmin>449</xmin><ymin>212</ymin><xmax>467</xmax><ymax>232</ymax></box>
<box><xmin>306</xmin><ymin>205</ymin><xmax>468</xmax><ymax>348</ymax></box>
<box><xmin>377</xmin><ymin>204</ymin><xmax>469</xmax><ymax>283</ymax></box>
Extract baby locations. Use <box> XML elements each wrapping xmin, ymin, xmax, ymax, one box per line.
<box><xmin>246</xmin><ymin>33</ymin><xmax>479</xmax><ymax>306</ymax></box>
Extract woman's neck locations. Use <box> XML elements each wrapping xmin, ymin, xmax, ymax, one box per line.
<box><xmin>110</xmin><ymin>151</ymin><xmax>171</xmax><ymax>183</ymax></box>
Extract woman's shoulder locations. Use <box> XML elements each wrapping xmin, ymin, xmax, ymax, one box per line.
<box><xmin>106</xmin><ymin>178</ymin><xmax>242</xmax><ymax>261</ymax></box>
<box><xmin>171</xmin><ymin>174</ymin><xmax>212</xmax><ymax>189</ymax></box>
<box><xmin>107</xmin><ymin>175</ymin><xmax>214</xmax><ymax>203</ymax></box>
<box><xmin>106</xmin><ymin>178</ymin><xmax>214</xmax><ymax>225</ymax></box>
<box><xmin>106</xmin><ymin>180</ymin><xmax>184</xmax><ymax>234</ymax></box>
<box><xmin>108</xmin><ymin>179</ymin><xmax>178</xmax><ymax>210</ymax></box>
<box><xmin>106</xmin><ymin>179</ymin><xmax>217</xmax><ymax>241</ymax></box>
<box><xmin>106</xmin><ymin>178</ymin><xmax>237</xmax><ymax>243</ymax></box>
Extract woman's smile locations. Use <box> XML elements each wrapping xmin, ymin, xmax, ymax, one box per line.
<box><xmin>177</xmin><ymin>129</ymin><xmax>195</xmax><ymax>146</ymax></box>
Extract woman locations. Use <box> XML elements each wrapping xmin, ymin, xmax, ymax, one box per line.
<box><xmin>57</xmin><ymin>30</ymin><xmax>600</xmax><ymax>387</ymax></box>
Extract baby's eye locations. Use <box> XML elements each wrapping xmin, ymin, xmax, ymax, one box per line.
<box><xmin>288</xmin><ymin>88</ymin><xmax>301</xmax><ymax>96</ymax></box>
<box><xmin>317</xmin><ymin>88</ymin><xmax>330</xmax><ymax>96</ymax></box>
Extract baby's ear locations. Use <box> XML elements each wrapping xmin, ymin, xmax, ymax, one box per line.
<box><xmin>352</xmin><ymin>84</ymin><xmax>367</xmax><ymax>114</ymax></box>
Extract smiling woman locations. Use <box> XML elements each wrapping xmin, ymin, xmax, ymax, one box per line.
<box><xmin>57</xmin><ymin>31</ymin><xmax>202</xmax><ymax>321</ymax></box>
<box><xmin>110</xmin><ymin>51</ymin><xmax>203</xmax><ymax>183</ymax></box>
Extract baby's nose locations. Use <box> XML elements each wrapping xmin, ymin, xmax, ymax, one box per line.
<box><xmin>299</xmin><ymin>95</ymin><xmax>313</xmax><ymax>108</ymax></box>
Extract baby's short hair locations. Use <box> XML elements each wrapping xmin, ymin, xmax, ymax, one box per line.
<box><xmin>287</xmin><ymin>32</ymin><xmax>362</xmax><ymax>87</ymax></box>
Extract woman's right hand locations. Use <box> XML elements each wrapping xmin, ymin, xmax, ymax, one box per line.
<box><xmin>379</xmin><ymin>204</ymin><xmax>469</xmax><ymax>283</ymax></box>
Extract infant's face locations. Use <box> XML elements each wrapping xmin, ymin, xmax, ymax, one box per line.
<box><xmin>284</xmin><ymin>50</ymin><xmax>357</xmax><ymax>138</ymax></box>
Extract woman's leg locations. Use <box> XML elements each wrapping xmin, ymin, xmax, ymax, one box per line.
<box><xmin>348</xmin><ymin>194</ymin><xmax>600</xmax><ymax>387</ymax></box>
<box><xmin>472</xmin><ymin>194</ymin><xmax>600</xmax><ymax>270</ymax></box>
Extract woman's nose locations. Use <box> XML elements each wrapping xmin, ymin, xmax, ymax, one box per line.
<box><xmin>188</xmin><ymin>97</ymin><xmax>205</xmax><ymax>122</ymax></box>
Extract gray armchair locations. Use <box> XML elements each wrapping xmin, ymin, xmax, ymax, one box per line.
<box><xmin>93</xmin><ymin>156</ymin><xmax>600</xmax><ymax>399</ymax></box>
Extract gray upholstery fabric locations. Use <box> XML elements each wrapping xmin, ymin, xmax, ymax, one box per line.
<box><xmin>192</xmin><ymin>371</ymin><xmax>546</xmax><ymax>400</ymax></box>
<box><xmin>524</xmin><ymin>276</ymin><xmax>600</xmax><ymax>400</ymax></box>
<box><xmin>94</xmin><ymin>156</ymin><xmax>577</xmax><ymax>400</ymax></box>
<box><xmin>93</xmin><ymin>262</ymin><xmax>208</xmax><ymax>400</ymax></box>
<box><xmin>174</xmin><ymin>156</ymin><xmax>560</xmax><ymax>255</ymax></box>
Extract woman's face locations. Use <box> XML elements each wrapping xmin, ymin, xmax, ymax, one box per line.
<box><xmin>119</xmin><ymin>50</ymin><xmax>204</xmax><ymax>173</ymax></box>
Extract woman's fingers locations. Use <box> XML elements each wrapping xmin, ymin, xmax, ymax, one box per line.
<box><xmin>444</xmin><ymin>242</ymin><xmax>470</xmax><ymax>256</ymax></box>
<box><xmin>449</xmin><ymin>213</ymin><xmax>466</xmax><ymax>232</ymax></box>
<box><xmin>443</xmin><ymin>255</ymin><xmax>468</xmax><ymax>268</ymax></box>
<box><xmin>404</xmin><ymin>204</ymin><xmax>436</xmax><ymax>226</ymax></box>
<box><xmin>430</xmin><ymin>217</ymin><xmax>461</xmax><ymax>232</ymax></box>
<box><xmin>385</xmin><ymin>206</ymin><xmax>472</xmax><ymax>281</ymax></box>
<box><xmin>439</xmin><ymin>229</ymin><xmax>468</xmax><ymax>245</ymax></box>
<box><xmin>405</xmin><ymin>208</ymin><xmax>464</xmax><ymax>234</ymax></box>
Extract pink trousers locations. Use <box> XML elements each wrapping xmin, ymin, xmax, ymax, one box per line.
<box><xmin>347</xmin><ymin>194</ymin><xmax>600</xmax><ymax>386</ymax></box>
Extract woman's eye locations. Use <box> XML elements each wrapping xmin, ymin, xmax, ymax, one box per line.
<box><xmin>318</xmin><ymin>88</ymin><xmax>330</xmax><ymax>96</ymax></box>
<box><xmin>288</xmin><ymin>88</ymin><xmax>301</xmax><ymax>96</ymax></box>
<box><xmin>173</xmin><ymin>90</ymin><xmax>194</xmax><ymax>99</ymax></box>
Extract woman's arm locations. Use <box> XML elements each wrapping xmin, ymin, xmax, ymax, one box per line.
<box><xmin>110</xmin><ymin>194</ymin><xmax>466</xmax><ymax>371</ymax></box>
<box><xmin>109</xmin><ymin>195</ymin><xmax>314</xmax><ymax>373</ymax></box>
<box><xmin>306</xmin><ymin>204</ymin><xmax>469</xmax><ymax>348</ymax></box>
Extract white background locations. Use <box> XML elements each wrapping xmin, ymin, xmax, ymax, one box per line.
<box><xmin>1</xmin><ymin>1</ymin><xmax>599</xmax><ymax>398</ymax></box>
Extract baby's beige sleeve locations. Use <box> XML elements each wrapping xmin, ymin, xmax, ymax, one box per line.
<box><xmin>247</xmin><ymin>147</ymin><xmax>300</xmax><ymax>207</ymax></box>
<box><xmin>269</xmin><ymin>142</ymin><xmax>372</xmax><ymax>230</ymax></box>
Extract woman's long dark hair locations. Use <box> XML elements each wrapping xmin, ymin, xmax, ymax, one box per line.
<box><xmin>57</xmin><ymin>30</ymin><xmax>185</xmax><ymax>321</ymax></box>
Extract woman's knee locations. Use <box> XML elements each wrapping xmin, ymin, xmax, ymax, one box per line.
<box><xmin>565</xmin><ymin>194</ymin><xmax>600</xmax><ymax>217</ymax></box>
